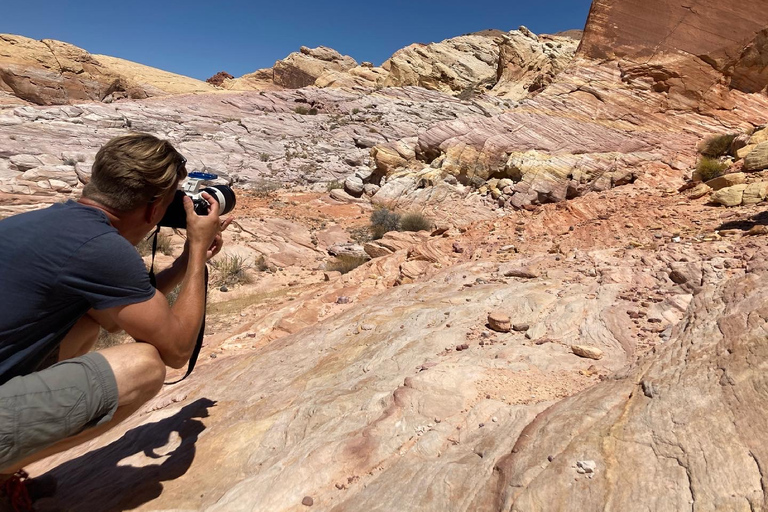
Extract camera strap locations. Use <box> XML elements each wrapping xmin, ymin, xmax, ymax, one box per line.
<box><xmin>147</xmin><ymin>227</ymin><xmax>207</xmax><ymax>385</ymax></box>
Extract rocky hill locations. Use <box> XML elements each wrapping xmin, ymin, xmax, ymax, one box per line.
<box><xmin>0</xmin><ymin>34</ymin><xmax>218</xmax><ymax>107</ymax></box>
<box><xmin>1</xmin><ymin>1</ymin><xmax>768</xmax><ymax>511</ymax></box>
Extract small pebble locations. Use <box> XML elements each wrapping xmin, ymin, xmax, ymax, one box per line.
<box><xmin>491</xmin><ymin>416</ymin><xmax>498</xmax><ymax>423</ymax></box>
<box><xmin>479</xmin><ymin>423</ymin><xmax>485</xmax><ymax>428</ymax></box>
<box><xmin>302</xmin><ymin>496</ymin><xmax>314</xmax><ymax>507</ymax></box>
<box><xmin>219</xmin><ymin>285</ymin><xmax>228</xmax><ymax>292</ymax></box>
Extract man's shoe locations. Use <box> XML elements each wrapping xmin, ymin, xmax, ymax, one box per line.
<box><xmin>0</xmin><ymin>470</ymin><xmax>57</xmax><ymax>512</ymax></box>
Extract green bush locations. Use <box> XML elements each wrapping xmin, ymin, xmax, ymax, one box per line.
<box><xmin>211</xmin><ymin>254</ymin><xmax>252</xmax><ymax>287</ymax></box>
<box><xmin>696</xmin><ymin>156</ymin><xmax>729</xmax><ymax>182</ymax></box>
<box><xmin>294</xmin><ymin>106</ymin><xmax>309</xmax><ymax>115</ymax></box>
<box><xmin>400</xmin><ymin>212</ymin><xmax>432</xmax><ymax>232</ymax></box>
<box><xmin>699</xmin><ymin>134</ymin><xmax>737</xmax><ymax>158</ymax></box>
<box><xmin>326</xmin><ymin>180</ymin><xmax>343</xmax><ymax>191</ymax></box>
<box><xmin>326</xmin><ymin>254</ymin><xmax>369</xmax><ymax>274</ymax></box>
<box><xmin>370</xmin><ymin>208</ymin><xmax>400</xmax><ymax>239</ymax></box>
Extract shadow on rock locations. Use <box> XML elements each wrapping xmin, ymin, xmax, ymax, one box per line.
<box><xmin>717</xmin><ymin>210</ymin><xmax>768</xmax><ymax>231</ymax></box>
<box><xmin>36</xmin><ymin>398</ymin><xmax>215</xmax><ymax>512</ymax></box>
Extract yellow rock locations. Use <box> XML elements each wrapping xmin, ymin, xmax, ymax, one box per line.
<box><xmin>712</xmin><ymin>184</ymin><xmax>748</xmax><ymax>207</ymax></box>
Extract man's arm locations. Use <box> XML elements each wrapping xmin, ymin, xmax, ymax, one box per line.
<box><xmin>92</xmin><ymin>195</ymin><xmax>222</xmax><ymax>368</ymax></box>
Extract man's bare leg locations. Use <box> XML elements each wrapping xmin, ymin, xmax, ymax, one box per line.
<box><xmin>0</xmin><ymin>342</ymin><xmax>166</xmax><ymax>473</ymax></box>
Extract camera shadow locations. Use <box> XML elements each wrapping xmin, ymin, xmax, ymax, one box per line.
<box><xmin>35</xmin><ymin>397</ymin><xmax>215</xmax><ymax>512</ymax></box>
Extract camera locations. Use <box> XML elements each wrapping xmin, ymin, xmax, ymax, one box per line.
<box><xmin>159</xmin><ymin>172</ymin><xmax>236</xmax><ymax>229</ymax></box>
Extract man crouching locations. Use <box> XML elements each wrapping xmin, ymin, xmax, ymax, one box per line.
<box><xmin>0</xmin><ymin>133</ymin><xmax>228</xmax><ymax>508</ymax></box>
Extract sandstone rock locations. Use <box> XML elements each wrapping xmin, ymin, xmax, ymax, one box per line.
<box><xmin>273</xmin><ymin>46</ymin><xmax>357</xmax><ymax>89</ymax></box>
<box><xmin>493</xmin><ymin>32</ymin><xmax>578</xmax><ymax>100</ymax></box>
<box><xmin>0</xmin><ymin>34</ymin><xmax>215</xmax><ymax>106</ymax></box>
<box><xmin>571</xmin><ymin>345</ymin><xmax>603</xmax><ymax>360</ymax></box>
<box><xmin>383</xmin><ymin>35</ymin><xmax>499</xmax><ymax>95</ymax></box>
<box><xmin>330</xmin><ymin>188</ymin><xmax>367</xmax><ymax>204</ymax></box>
<box><xmin>9</xmin><ymin>154</ymin><xmax>42</xmax><ymax>171</ymax></box>
<box><xmin>742</xmin><ymin>182</ymin><xmax>768</xmax><ymax>205</ymax></box>
<box><xmin>749</xmin><ymin>127</ymin><xmax>768</xmax><ymax>145</ymax></box>
<box><xmin>344</xmin><ymin>175</ymin><xmax>364</xmax><ymax>197</ymax></box>
<box><xmin>712</xmin><ymin>184</ymin><xmax>748</xmax><ymax>207</ymax></box>
<box><xmin>744</xmin><ymin>141</ymin><xmax>768</xmax><ymax>171</ymax></box>
<box><xmin>327</xmin><ymin>243</ymin><xmax>369</xmax><ymax>261</ymax></box>
<box><xmin>499</xmin><ymin>265</ymin><xmax>539</xmax><ymax>279</ymax></box>
<box><xmin>737</xmin><ymin>144</ymin><xmax>757</xmax><ymax>159</ymax></box>
<box><xmin>687</xmin><ymin>182</ymin><xmax>711</xmax><ymax>199</ymax></box>
<box><xmin>487</xmin><ymin>311</ymin><xmax>512</xmax><ymax>333</ymax></box>
<box><xmin>704</xmin><ymin>172</ymin><xmax>745</xmax><ymax>190</ymax></box>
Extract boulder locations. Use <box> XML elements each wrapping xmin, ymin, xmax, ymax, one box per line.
<box><xmin>687</xmin><ymin>182</ymin><xmax>712</xmax><ymax>199</ymax></box>
<box><xmin>344</xmin><ymin>175</ymin><xmax>364</xmax><ymax>197</ymax></box>
<box><xmin>712</xmin><ymin>184</ymin><xmax>748</xmax><ymax>206</ymax></box>
<box><xmin>571</xmin><ymin>345</ymin><xmax>603</xmax><ymax>360</ymax></box>
<box><xmin>742</xmin><ymin>182</ymin><xmax>768</xmax><ymax>205</ymax></box>
<box><xmin>704</xmin><ymin>172</ymin><xmax>745</xmax><ymax>190</ymax></box>
<box><xmin>744</xmin><ymin>141</ymin><xmax>768</xmax><ymax>171</ymax></box>
<box><xmin>327</xmin><ymin>243</ymin><xmax>369</xmax><ymax>260</ymax></box>
<box><xmin>487</xmin><ymin>312</ymin><xmax>512</xmax><ymax>333</ymax></box>
<box><xmin>748</xmin><ymin>127</ymin><xmax>768</xmax><ymax>145</ymax></box>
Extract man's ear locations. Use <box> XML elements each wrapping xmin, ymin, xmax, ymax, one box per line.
<box><xmin>146</xmin><ymin>199</ymin><xmax>163</xmax><ymax>224</ymax></box>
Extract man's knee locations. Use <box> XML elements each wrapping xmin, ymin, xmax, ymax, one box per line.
<box><xmin>99</xmin><ymin>343</ymin><xmax>166</xmax><ymax>406</ymax></box>
<box><xmin>133</xmin><ymin>343</ymin><xmax>166</xmax><ymax>398</ymax></box>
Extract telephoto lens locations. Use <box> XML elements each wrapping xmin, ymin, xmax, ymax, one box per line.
<box><xmin>159</xmin><ymin>185</ymin><xmax>236</xmax><ymax>229</ymax></box>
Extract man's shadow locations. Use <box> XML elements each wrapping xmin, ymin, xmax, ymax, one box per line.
<box><xmin>36</xmin><ymin>398</ymin><xmax>215</xmax><ymax>512</ymax></box>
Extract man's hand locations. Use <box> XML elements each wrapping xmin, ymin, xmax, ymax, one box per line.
<box><xmin>183</xmin><ymin>192</ymin><xmax>221</xmax><ymax>259</ymax></box>
<box><xmin>207</xmin><ymin>216</ymin><xmax>233</xmax><ymax>259</ymax></box>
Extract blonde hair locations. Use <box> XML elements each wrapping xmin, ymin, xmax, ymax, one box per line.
<box><xmin>83</xmin><ymin>133</ymin><xmax>188</xmax><ymax>211</ymax></box>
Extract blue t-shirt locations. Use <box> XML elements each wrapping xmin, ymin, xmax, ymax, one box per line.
<box><xmin>0</xmin><ymin>200</ymin><xmax>155</xmax><ymax>384</ymax></box>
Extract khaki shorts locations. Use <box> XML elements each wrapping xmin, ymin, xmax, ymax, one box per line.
<box><xmin>0</xmin><ymin>352</ymin><xmax>119</xmax><ymax>469</ymax></box>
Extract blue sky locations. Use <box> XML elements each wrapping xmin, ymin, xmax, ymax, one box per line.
<box><xmin>2</xmin><ymin>1</ymin><xmax>593</xmax><ymax>81</ymax></box>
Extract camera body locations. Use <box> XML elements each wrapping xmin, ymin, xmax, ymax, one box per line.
<box><xmin>159</xmin><ymin>172</ymin><xmax>236</xmax><ymax>229</ymax></box>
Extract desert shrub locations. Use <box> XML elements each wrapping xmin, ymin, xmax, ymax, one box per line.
<box><xmin>699</xmin><ymin>134</ymin><xmax>737</xmax><ymax>158</ymax></box>
<box><xmin>349</xmin><ymin>225</ymin><xmax>373</xmax><ymax>244</ymax></box>
<box><xmin>211</xmin><ymin>254</ymin><xmax>252</xmax><ymax>287</ymax></box>
<box><xmin>251</xmin><ymin>179</ymin><xmax>281</xmax><ymax>197</ymax></box>
<box><xmin>326</xmin><ymin>180</ymin><xmax>343</xmax><ymax>191</ymax></box>
<box><xmin>254</xmin><ymin>254</ymin><xmax>269</xmax><ymax>271</ymax></box>
<box><xmin>696</xmin><ymin>156</ymin><xmax>729</xmax><ymax>182</ymax></box>
<box><xmin>308</xmin><ymin>107</ymin><xmax>318</xmax><ymax>115</ymax></box>
<box><xmin>370</xmin><ymin>208</ymin><xmax>401</xmax><ymax>239</ymax></box>
<box><xmin>136</xmin><ymin>233</ymin><xmax>174</xmax><ymax>257</ymax></box>
<box><xmin>400</xmin><ymin>212</ymin><xmax>432</xmax><ymax>232</ymax></box>
<box><xmin>259</xmin><ymin>153</ymin><xmax>270</xmax><ymax>162</ymax></box>
<box><xmin>326</xmin><ymin>254</ymin><xmax>369</xmax><ymax>274</ymax></box>
<box><xmin>294</xmin><ymin>106</ymin><xmax>309</xmax><ymax>115</ymax></box>
<box><xmin>351</xmin><ymin>108</ymin><xmax>360</xmax><ymax>114</ymax></box>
